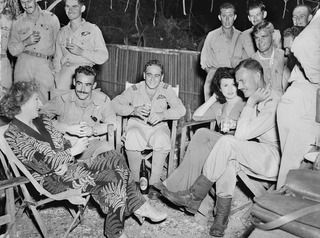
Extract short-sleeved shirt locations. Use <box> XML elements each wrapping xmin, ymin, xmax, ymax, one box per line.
<box><xmin>53</xmin><ymin>19</ymin><xmax>108</xmax><ymax>72</ymax></box>
<box><xmin>8</xmin><ymin>7</ymin><xmax>60</xmax><ymax>57</ymax></box>
<box><xmin>200</xmin><ymin>27</ymin><xmax>241</xmax><ymax>70</ymax></box>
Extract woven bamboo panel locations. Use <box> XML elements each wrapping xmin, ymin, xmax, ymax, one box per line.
<box><xmin>96</xmin><ymin>44</ymin><xmax>206</xmax><ymax>114</ymax></box>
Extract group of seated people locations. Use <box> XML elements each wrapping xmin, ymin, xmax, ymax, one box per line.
<box><xmin>0</xmin><ymin>3</ymin><xmax>319</xmax><ymax>238</ymax></box>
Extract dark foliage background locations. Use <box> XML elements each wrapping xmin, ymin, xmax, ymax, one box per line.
<box><xmin>40</xmin><ymin>0</ymin><xmax>320</xmax><ymax>51</ymax></box>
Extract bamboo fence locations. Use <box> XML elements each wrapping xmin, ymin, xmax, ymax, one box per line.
<box><xmin>96</xmin><ymin>44</ymin><xmax>206</xmax><ymax>118</ymax></box>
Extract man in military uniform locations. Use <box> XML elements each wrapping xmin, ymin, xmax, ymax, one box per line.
<box><xmin>251</xmin><ymin>21</ymin><xmax>290</xmax><ymax>94</ymax></box>
<box><xmin>201</xmin><ymin>2</ymin><xmax>241</xmax><ymax>101</ymax></box>
<box><xmin>112</xmin><ymin>59</ymin><xmax>186</xmax><ymax>198</ymax></box>
<box><xmin>41</xmin><ymin>65</ymin><xmax>116</xmax><ymax>156</ymax></box>
<box><xmin>232</xmin><ymin>1</ymin><xmax>282</xmax><ymax>67</ymax></box>
<box><xmin>8</xmin><ymin>0</ymin><xmax>60</xmax><ymax>102</ymax></box>
<box><xmin>53</xmin><ymin>0</ymin><xmax>108</xmax><ymax>90</ymax></box>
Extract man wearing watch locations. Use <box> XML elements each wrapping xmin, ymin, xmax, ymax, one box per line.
<box><xmin>41</xmin><ymin>65</ymin><xmax>116</xmax><ymax>160</ymax></box>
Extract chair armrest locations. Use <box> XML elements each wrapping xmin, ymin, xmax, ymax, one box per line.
<box><xmin>181</xmin><ymin>119</ymin><xmax>216</xmax><ymax>129</ymax></box>
<box><xmin>0</xmin><ymin>176</ymin><xmax>29</xmax><ymax>191</ymax></box>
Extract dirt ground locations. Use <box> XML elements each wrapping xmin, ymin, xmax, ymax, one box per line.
<box><xmin>12</xmin><ymin>185</ymin><xmax>254</xmax><ymax>238</ymax></box>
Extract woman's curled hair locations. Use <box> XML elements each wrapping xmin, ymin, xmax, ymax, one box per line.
<box><xmin>0</xmin><ymin>81</ymin><xmax>38</xmax><ymax>119</ymax></box>
<box><xmin>210</xmin><ymin>67</ymin><xmax>243</xmax><ymax>104</ymax></box>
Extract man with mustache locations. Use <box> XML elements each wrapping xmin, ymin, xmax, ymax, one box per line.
<box><xmin>8</xmin><ymin>0</ymin><xmax>60</xmax><ymax>102</ymax></box>
<box><xmin>41</xmin><ymin>65</ymin><xmax>116</xmax><ymax>154</ymax></box>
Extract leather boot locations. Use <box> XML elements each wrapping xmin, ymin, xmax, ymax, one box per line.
<box><xmin>161</xmin><ymin>175</ymin><xmax>213</xmax><ymax>214</ymax></box>
<box><xmin>209</xmin><ymin>196</ymin><xmax>232</xmax><ymax>237</ymax></box>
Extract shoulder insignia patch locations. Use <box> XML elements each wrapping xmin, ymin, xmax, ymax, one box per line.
<box><xmin>156</xmin><ymin>94</ymin><xmax>166</xmax><ymax>100</ymax></box>
<box><xmin>81</xmin><ymin>31</ymin><xmax>91</xmax><ymax>36</ymax></box>
<box><xmin>131</xmin><ymin>85</ymin><xmax>138</xmax><ymax>91</ymax></box>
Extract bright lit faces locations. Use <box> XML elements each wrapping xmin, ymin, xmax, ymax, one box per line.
<box><xmin>235</xmin><ymin>68</ymin><xmax>261</xmax><ymax>98</ymax></box>
<box><xmin>21</xmin><ymin>93</ymin><xmax>43</xmax><ymax>119</ymax></box>
<box><xmin>219</xmin><ymin>78</ymin><xmax>237</xmax><ymax>100</ymax></box>
<box><xmin>73</xmin><ymin>73</ymin><xmax>96</xmax><ymax>100</ymax></box>
<box><xmin>65</xmin><ymin>0</ymin><xmax>85</xmax><ymax>21</ymax></box>
<box><xmin>248</xmin><ymin>7</ymin><xmax>266</xmax><ymax>26</ymax></box>
<box><xmin>283</xmin><ymin>35</ymin><xmax>294</xmax><ymax>56</ymax></box>
<box><xmin>144</xmin><ymin>64</ymin><xmax>164</xmax><ymax>90</ymax></box>
<box><xmin>218</xmin><ymin>8</ymin><xmax>237</xmax><ymax>29</ymax></box>
<box><xmin>20</xmin><ymin>0</ymin><xmax>37</xmax><ymax>15</ymax></box>
<box><xmin>254</xmin><ymin>29</ymin><xmax>273</xmax><ymax>54</ymax></box>
<box><xmin>0</xmin><ymin>0</ymin><xmax>6</xmax><ymax>14</ymax></box>
<box><xmin>292</xmin><ymin>6</ymin><xmax>311</xmax><ymax>27</ymax></box>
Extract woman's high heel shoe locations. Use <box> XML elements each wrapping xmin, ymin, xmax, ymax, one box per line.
<box><xmin>134</xmin><ymin>201</ymin><xmax>167</xmax><ymax>224</ymax></box>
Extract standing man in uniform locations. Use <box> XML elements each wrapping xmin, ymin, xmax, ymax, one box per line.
<box><xmin>112</xmin><ymin>60</ymin><xmax>186</xmax><ymax>198</ymax></box>
<box><xmin>53</xmin><ymin>0</ymin><xmax>108</xmax><ymax>90</ymax></box>
<box><xmin>41</xmin><ymin>65</ymin><xmax>116</xmax><ymax>154</ymax></box>
<box><xmin>292</xmin><ymin>4</ymin><xmax>313</xmax><ymax>27</ymax></box>
<box><xmin>232</xmin><ymin>1</ymin><xmax>282</xmax><ymax>67</ymax></box>
<box><xmin>8</xmin><ymin>0</ymin><xmax>60</xmax><ymax>102</ymax></box>
<box><xmin>251</xmin><ymin>21</ymin><xmax>289</xmax><ymax>94</ymax></box>
<box><xmin>201</xmin><ymin>2</ymin><xmax>241</xmax><ymax>101</ymax></box>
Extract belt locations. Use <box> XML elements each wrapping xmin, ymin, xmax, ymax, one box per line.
<box><xmin>23</xmin><ymin>50</ymin><xmax>53</xmax><ymax>60</ymax></box>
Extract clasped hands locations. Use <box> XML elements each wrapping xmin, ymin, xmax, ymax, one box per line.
<box><xmin>133</xmin><ymin>105</ymin><xmax>164</xmax><ymax>125</ymax></box>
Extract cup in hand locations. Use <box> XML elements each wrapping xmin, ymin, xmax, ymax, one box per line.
<box><xmin>220</xmin><ymin>118</ymin><xmax>231</xmax><ymax>133</ymax></box>
<box><xmin>66</xmin><ymin>37</ymin><xmax>73</xmax><ymax>47</ymax></box>
<box><xmin>143</xmin><ymin>104</ymin><xmax>151</xmax><ymax>116</ymax></box>
<box><xmin>33</xmin><ymin>31</ymin><xmax>41</xmax><ymax>42</ymax></box>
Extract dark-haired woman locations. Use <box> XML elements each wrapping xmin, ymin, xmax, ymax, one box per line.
<box><xmin>0</xmin><ymin>82</ymin><xmax>167</xmax><ymax>238</ymax></box>
<box><xmin>161</xmin><ymin>67</ymin><xmax>245</xmax><ymax>216</ymax></box>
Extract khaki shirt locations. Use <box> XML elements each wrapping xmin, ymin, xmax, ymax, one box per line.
<box><xmin>53</xmin><ymin>19</ymin><xmax>108</xmax><ymax>72</ymax></box>
<box><xmin>235</xmin><ymin>90</ymin><xmax>281</xmax><ymax>149</ymax></box>
<box><xmin>200</xmin><ymin>27</ymin><xmax>241</xmax><ymax>70</ymax></box>
<box><xmin>8</xmin><ymin>7</ymin><xmax>60</xmax><ymax>57</ymax></box>
<box><xmin>112</xmin><ymin>81</ymin><xmax>186</xmax><ymax>121</ymax></box>
<box><xmin>234</xmin><ymin>27</ymin><xmax>282</xmax><ymax>61</ymax></box>
<box><xmin>0</xmin><ymin>15</ymin><xmax>12</xmax><ymax>54</ymax></box>
<box><xmin>42</xmin><ymin>89</ymin><xmax>116</xmax><ymax>130</ymax></box>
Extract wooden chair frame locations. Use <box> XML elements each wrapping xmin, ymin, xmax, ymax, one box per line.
<box><xmin>115</xmin><ymin>82</ymin><xmax>180</xmax><ymax>176</ymax></box>
<box><xmin>0</xmin><ymin>125</ymin><xmax>90</xmax><ymax>238</ymax></box>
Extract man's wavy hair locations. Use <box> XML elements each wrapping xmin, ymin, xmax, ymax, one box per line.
<box><xmin>210</xmin><ymin>67</ymin><xmax>244</xmax><ymax>104</ymax></box>
<box><xmin>252</xmin><ymin>20</ymin><xmax>275</xmax><ymax>36</ymax></box>
<box><xmin>143</xmin><ymin>59</ymin><xmax>164</xmax><ymax>75</ymax></box>
<box><xmin>0</xmin><ymin>81</ymin><xmax>39</xmax><ymax>119</ymax></box>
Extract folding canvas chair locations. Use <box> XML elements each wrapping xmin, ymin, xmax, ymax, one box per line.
<box><xmin>0</xmin><ymin>125</ymin><xmax>90</xmax><ymax>238</ymax></box>
<box><xmin>179</xmin><ymin>119</ymin><xmax>216</xmax><ymax>160</ymax></box>
<box><xmin>115</xmin><ymin>82</ymin><xmax>180</xmax><ymax>176</ymax></box>
<box><xmin>0</xmin><ymin>176</ymin><xmax>28</xmax><ymax>238</ymax></box>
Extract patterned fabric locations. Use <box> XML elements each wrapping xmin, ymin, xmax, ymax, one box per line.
<box><xmin>5</xmin><ymin>116</ymin><xmax>145</xmax><ymax>238</ymax></box>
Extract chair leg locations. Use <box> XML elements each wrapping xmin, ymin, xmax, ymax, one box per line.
<box><xmin>6</xmin><ymin>187</ymin><xmax>16</xmax><ymax>238</ymax></box>
<box><xmin>28</xmin><ymin>205</ymin><xmax>47</xmax><ymax>238</ymax></box>
<box><xmin>63</xmin><ymin>196</ymin><xmax>90</xmax><ymax>238</ymax></box>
